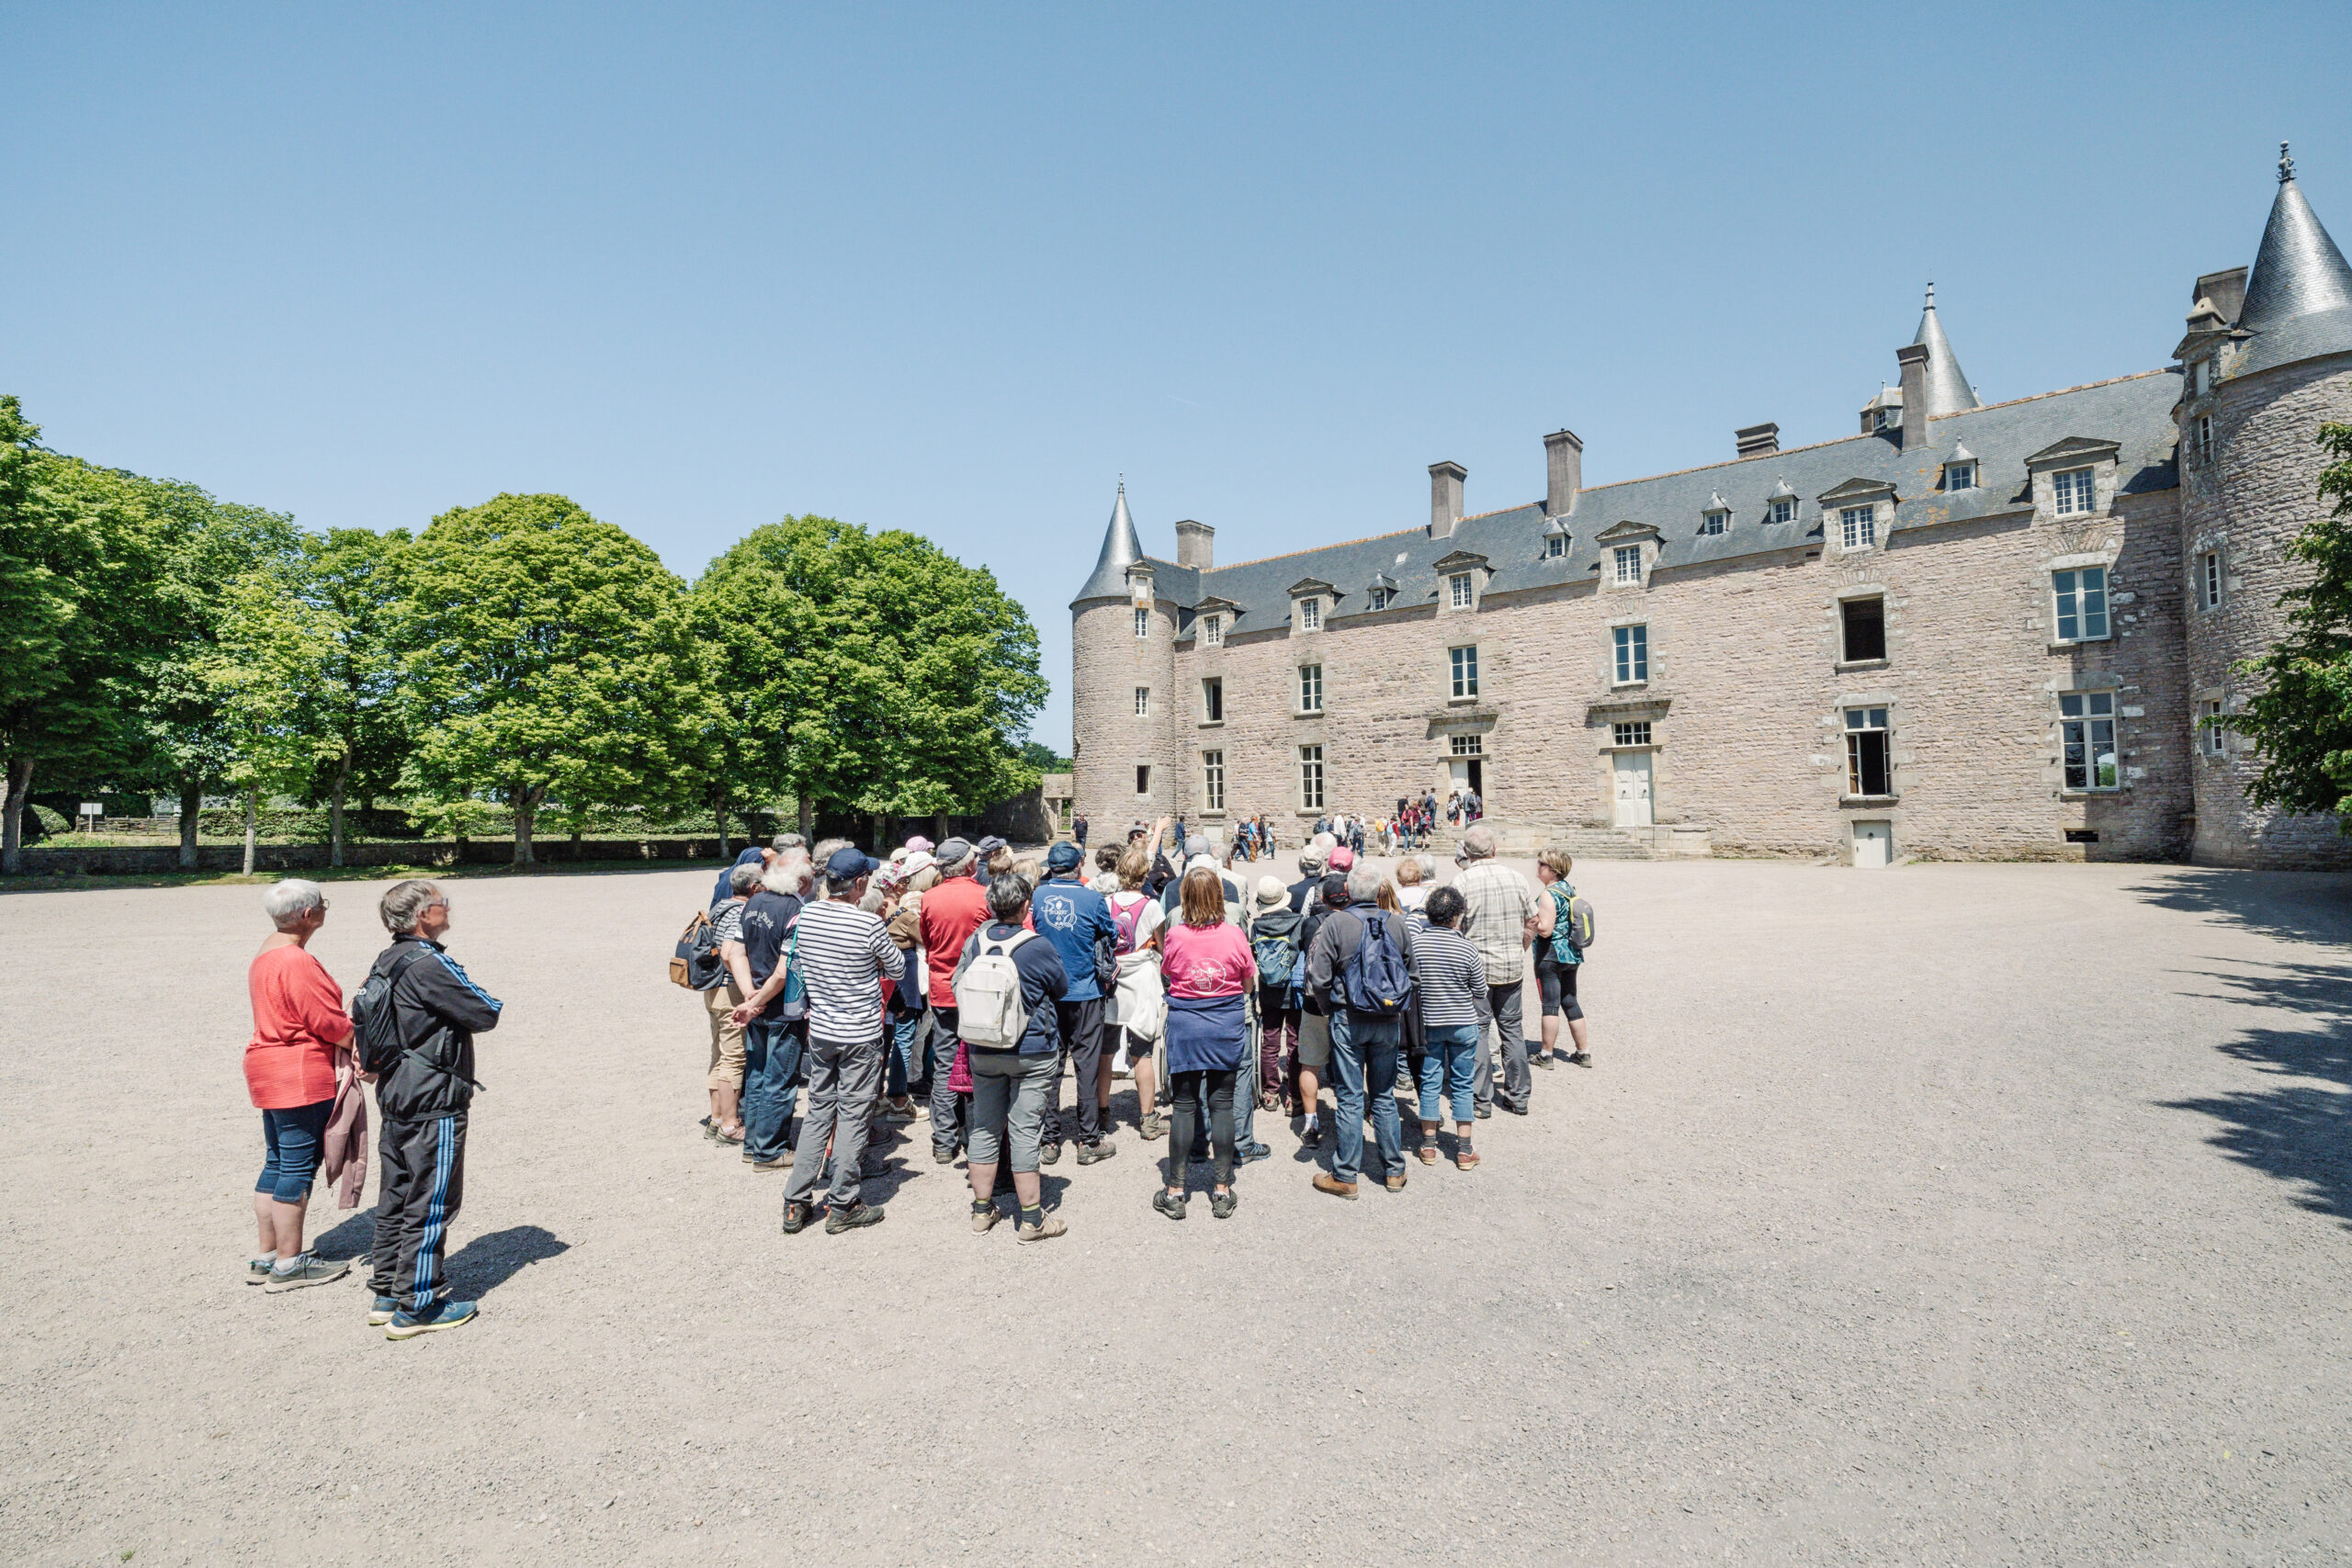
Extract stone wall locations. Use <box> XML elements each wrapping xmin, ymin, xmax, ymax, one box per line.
<box><xmin>13</xmin><ymin>837</ymin><xmax>733</xmax><ymax>877</ymax></box>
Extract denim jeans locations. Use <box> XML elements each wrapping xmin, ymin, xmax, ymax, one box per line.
<box><xmin>742</xmin><ymin>1018</ymin><xmax>805</xmax><ymax>1164</ymax></box>
<box><xmin>887</xmin><ymin>1010</ymin><xmax>920</xmax><ymax>1100</ymax></box>
<box><xmin>1328</xmin><ymin>1008</ymin><xmax>1404</xmax><ymax>1183</ymax></box>
<box><xmin>1418</xmin><ymin>1022</ymin><xmax>1479</xmax><ymax>1123</ymax></box>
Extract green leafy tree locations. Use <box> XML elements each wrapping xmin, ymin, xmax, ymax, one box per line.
<box><xmin>398</xmin><ymin>493</ymin><xmax>702</xmax><ymax>863</ymax></box>
<box><xmin>2233</xmin><ymin>423</ymin><xmax>2352</xmax><ymax>828</ymax></box>
<box><xmin>0</xmin><ymin>400</ymin><xmax>170</xmax><ymax>872</ymax></box>
<box><xmin>693</xmin><ymin>516</ymin><xmax>1046</xmax><ymax>840</ymax></box>
<box><xmin>1018</xmin><ymin>740</ymin><xmax>1069</xmax><ymax>773</ymax></box>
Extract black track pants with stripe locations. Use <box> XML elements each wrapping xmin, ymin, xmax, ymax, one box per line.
<box><xmin>368</xmin><ymin>1111</ymin><xmax>468</xmax><ymax>1313</ymax></box>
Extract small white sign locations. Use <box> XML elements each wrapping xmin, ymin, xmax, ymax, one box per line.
<box><xmin>79</xmin><ymin>803</ymin><xmax>104</xmax><ymax>816</ymax></box>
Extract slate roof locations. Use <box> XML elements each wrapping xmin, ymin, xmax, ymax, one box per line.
<box><xmin>2227</xmin><ymin>151</ymin><xmax>2352</xmax><ymax>380</ymax></box>
<box><xmin>1155</xmin><ymin>369</ymin><xmax>2180</xmax><ymax>638</ymax></box>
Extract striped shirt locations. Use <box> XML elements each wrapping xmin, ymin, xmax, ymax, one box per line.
<box><xmin>793</xmin><ymin>897</ymin><xmax>905</xmax><ymax>1043</ymax></box>
<box><xmin>1411</xmin><ymin>923</ymin><xmax>1488</xmax><ymax>1029</ymax></box>
<box><xmin>1456</xmin><ymin>860</ymin><xmax>1536</xmax><ymax>985</ymax></box>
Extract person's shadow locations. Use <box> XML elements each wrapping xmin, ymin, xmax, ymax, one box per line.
<box><xmin>300</xmin><ymin>1215</ymin><xmax>569</xmax><ymax>1298</ymax></box>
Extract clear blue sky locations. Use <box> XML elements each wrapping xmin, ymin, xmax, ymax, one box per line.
<box><xmin>8</xmin><ymin>3</ymin><xmax>2348</xmax><ymax>750</ymax></box>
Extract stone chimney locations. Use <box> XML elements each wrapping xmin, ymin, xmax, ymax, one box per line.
<box><xmin>1429</xmin><ymin>461</ymin><xmax>1465</xmax><ymax>538</ymax></box>
<box><xmin>1172</xmin><ymin>519</ymin><xmax>1215</xmax><ymax>570</ymax></box>
<box><xmin>1735</xmin><ymin>423</ymin><xmax>1780</xmax><ymax>458</ymax></box>
<box><xmin>2195</xmin><ymin>265</ymin><xmax>2248</xmax><ymax>325</ymax></box>
<box><xmin>1544</xmin><ymin>429</ymin><xmax>1583</xmax><ymax>517</ymax></box>
<box><xmin>1895</xmin><ymin>343</ymin><xmax>1930</xmax><ymax>450</ymax></box>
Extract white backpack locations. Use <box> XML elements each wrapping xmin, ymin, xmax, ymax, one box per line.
<box><xmin>958</xmin><ymin>929</ymin><xmax>1035</xmax><ymax>1048</ymax></box>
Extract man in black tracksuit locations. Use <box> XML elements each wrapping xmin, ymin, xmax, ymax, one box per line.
<box><xmin>364</xmin><ymin>880</ymin><xmax>503</xmax><ymax>1339</ymax></box>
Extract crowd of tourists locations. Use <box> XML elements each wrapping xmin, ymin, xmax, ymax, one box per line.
<box><xmin>682</xmin><ymin>818</ymin><xmax>1594</xmax><ymax>1237</ymax></box>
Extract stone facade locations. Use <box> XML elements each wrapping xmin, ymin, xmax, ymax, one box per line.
<box><xmin>1070</xmin><ymin>162</ymin><xmax>2352</xmax><ymax>867</ymax></box>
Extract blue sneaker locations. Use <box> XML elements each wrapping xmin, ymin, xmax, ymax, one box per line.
<box><xmin>366</xmin><ymin>1295</ymin><xmax>400</xmax><ymax>1326</ymax></box>
<box><xmin>385</xmin><ymin>1298</ymin><xmax>479</xmax><ymax>1340</ymax></box>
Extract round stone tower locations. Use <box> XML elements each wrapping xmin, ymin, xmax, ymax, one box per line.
<box><xmin>2177</xmin><ymin>145</ymin><xmax>2352</xmax><ymax>866</ymax></box>
<box><xmin>1069</xmin><ymin>482</ymin><xmax>1178</xmax><ymax>836</ymax></box>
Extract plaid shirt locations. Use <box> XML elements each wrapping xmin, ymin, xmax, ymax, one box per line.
<box><xmin>1455</xmin><ymin>859</ymin><xmax>1535</xmax><ymax>985</ymax></box>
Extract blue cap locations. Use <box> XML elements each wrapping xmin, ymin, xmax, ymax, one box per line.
<box><xmin>826</xmin><ymin>846</ymin><xmax>881</xmax><ymax>883</ymax></box>
<box><xmin>1045</xmin><ymin>841</ymin><xmax>1083</xmax><ymax>872</ymax></box>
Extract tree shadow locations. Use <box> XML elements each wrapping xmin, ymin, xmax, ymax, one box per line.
<box><xmin>2123</xmin><ymin>867</ymin><xmax>2352</xmax><ymax>947</ymax></box>
<box><xmin>2159</xmin><ymin>958</ymin><xmax>2352</xmax><ymax>1229</ymax></box>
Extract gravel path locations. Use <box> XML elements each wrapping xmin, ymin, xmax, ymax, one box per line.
<box><xmin>2</xmin><ymin>857</ymin><xmax>2347</xmax><ymax>1565</ymax></box>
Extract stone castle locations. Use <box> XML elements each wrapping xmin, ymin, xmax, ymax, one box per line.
<box><xmin>1068</xmin><ymin>150</ymin><xmax>2352</xmax><ymax>867</ymax></box>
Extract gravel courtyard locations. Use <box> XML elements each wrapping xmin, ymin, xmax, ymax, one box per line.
<box><xmin>2</xmin><ymin>856</ymin><xmax>2347</xmax><ymax>1565</ymax></box>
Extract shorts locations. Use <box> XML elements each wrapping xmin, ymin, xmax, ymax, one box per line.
<box><xmin>1296</xmin><ymin>1010</ymin><xmax>1333</xmax><ymax>1070</ymax></box>
<box><xmin>1122</xmin><ymin>1028</ymin><xmax>1157</xmax><ymax>1060</ymax></box>
<box><xmin>1534</xmin><ymin>953</ymin><xmax>1584</xmax><ymax>1021</ymax></box>
<box><xmin>705</xmin><ymin>979</ymin><xmax>748</xmax><ymax>1089</ymax></box>
<box><xmin>256</xmin><ymin>1099</ymin><xmax>334</xmax><ymax>1204</ymax></box>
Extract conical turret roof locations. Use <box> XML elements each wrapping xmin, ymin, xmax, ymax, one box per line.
<box><xmin>1073</xmin><ymin>479</ymin><xmax>1148</xmax><ymax>605</ymax></box>
<box><xmin>1911</xmin><ymin>285</ymin><xmax>1981</xmax><ymax>419</ymax></box>
<box><xmin>2239</xmin><ymin>144</ymin><xmax>2352</xmax><ymax>332</ymax></box>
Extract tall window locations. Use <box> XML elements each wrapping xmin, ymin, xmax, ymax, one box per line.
<box><xmin>1840</xmin><ymin>504</ymin><xmax>1876</xmax><ymax>550</ymax></box>
<box><xmin>1840</xmin><ymin>596</ymin><xmax>1886</xmax><ymax>661</ymax></box>
<box><xmin>2192</xmin><ymin>359</ymin><xmax>2212</xmax><ymax>397</ymax></box>
<box><xmin>1298</xmin><ymin>745</ymin><xmax>1324</xmax><ymax>811</ymax></box>
<box><xmin>2198</xmin><ymin>699</ymin><xmax>2226</xmax><ymax>757</ymax></box>
<box><xmin>2060</xmin><ymin>692</ymin><xmax>2119</xmax><ymax>790</ymax></box>
<box><xmin>1944</xmin><ymin>462</ymin><xmax>1976</xmax><ymax>491</ymax></box>
<box><xmin>2052</xmin><ymin>467</ymin><xmax>2096</xmax><ymax>516</ymax></box>
<box><xmin>1133</xmin><ymin>607</ymin><xmax>1149</xmax><ymax>639</ymax></box>
<box><xmin>1612</xmin><ymin>624</ymin><xmax>1648</xmax><ymax>684</ymax></box>
<box><xmin>1611</xmin><ymin>720</ymin><xmax>1652</xmax><ymax>748</ymax></box>
<box><xmin>1204</xmin><ymin>615</ymin><xmax>1223</xmax><ymax>646</ymax></box>
<box><xmin>1135</xmin><ymin>764</ymin><xmax>1151</xmax><ymax>795</ymax></box>
<box><xmin>1770</xmin><ymin>497</ymin><xmax>1796</xmax><ymax>525</ymax></box>
<box><xmin>1449</xmin><ymin>572</ymin><xmax>1474</xmax><ymax>608</ymax></box>
<box><xmin>1613</xmin><ymin>545</ymin><xmax>1642</xmax><ymax>585</ymax></box>
<box><xmin>1202</xmin><ymin>677</ymin><xmax>1222</xmax><ymax>723</ymax></box>
<box><xmin>1700</xmin><ymin>510</ymin><xmax>1728</xmax><ymax>536</ymax></box>
<box><xmin>1297</xmin><ymin>598</ymin><xmax>1322</xmax><ymax>632</ymax></box>
<box><xmin>1449</xmin><ymin>645</ymin><xmax>1479</xmax><ymax>699</ymax></box>
<box><xmin>2199</xmin><ymin>550</ymin><xmax>2222</xmax><ymax>610</ymax></box>
<box><xmin>1202</xmin><ymin>750</ymin><xmax>1225</xmax><ymax>812</ymax></box>
<box><xmin>2195</xmin><ymin>415</ymin><xmax>2214</xmax><ymax>463</ymax></box>
<box><xmin>1297</xmin><ymin>663</ymin><xmax>1323</xmax><ymax>714</ymax></box>
<box><xmin>2053</xmin><ymin>567</ymin><xmax>2109</xmax><ymax>641</ymax></box>
<box><xmin>1134</xmin><ymin>686</ymin><xmax>1149</xmax><ymax>717</ymax></box>
<box><xmin>1844</xmin><ymin>706</ymin><xmax>1892</xmax><ymax>796</ymax></box>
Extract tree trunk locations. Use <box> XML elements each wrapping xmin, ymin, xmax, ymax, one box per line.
<box><xmin>2</xmin><ymin>756</ymin><xmax>32</xmax><ymax>875</ymax></box>
<box><xmin>797</xmin><ymin>795</ymin><xmax>813</xmax><ymax>837</ymax></box>
<box><xmin>330</xmin><ymin>756</ymin><xmax>349</xmax><ymax>868</ymax></box>
<box><xmin>242</xmin><ymin>788</ymin><xmax>258</xmax><ymax>876</ymax></box>
<box><xmin>514</xmin><ymin>791</ymin><xmax>536</xmax><ymax>865</ymax></box>
<box><xmin>715</xmin><ymin>796</ymin><xmax>730</xmax><ymax>857</ymax></box>
<box><xmin>933</xmin><ymin>811</ymin><xmax>949</xmax><ymax>847</ymax></box>
<box><xmin>179</xmin><ymin>779</ymin><xmax>200</xmax><ymax>869</ymax></box>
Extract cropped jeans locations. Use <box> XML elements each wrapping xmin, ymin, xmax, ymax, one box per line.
<box><xmin>1417</xmin><ymin>1022</ymin><xmax>1479</xmax><ymax>1124</ymax></box>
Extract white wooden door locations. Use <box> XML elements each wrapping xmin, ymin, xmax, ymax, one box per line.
<box><xmin>1853</xmin><ymin>820</ymin><xmax>1892</xmax><ymax>868</ymax></box>
<box><xmin>1611</xmin><ymin>751</ymin><xmax>1653</xmax><ymax>827</ymax></box>
<box><xmin>1449</xmin><ymin>760</ymin><xmax>1472</xmax><ymax>795</ymax></box>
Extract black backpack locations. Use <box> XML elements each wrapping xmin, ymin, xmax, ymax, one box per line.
<box><xmin>351</xmin><ymin>946</ymin><xmax>431</xmax><ymax>1077</ymax></box>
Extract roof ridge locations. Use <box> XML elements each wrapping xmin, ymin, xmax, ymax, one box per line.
<box><xmin>1931</xmin><ymin>367</ymin><xmax>2168</xmax><ymax>419</ymax></box>
<box><xmin>1205</xmin><ymin>524</ymin><xmax>1430</xmax><ymax>577</ymax></box>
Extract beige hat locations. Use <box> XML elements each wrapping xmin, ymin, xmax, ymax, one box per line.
<box><xmin>1255</xmin><ymin>875</ymin><xmax>1289</xmax><ymax>908</ymax></box>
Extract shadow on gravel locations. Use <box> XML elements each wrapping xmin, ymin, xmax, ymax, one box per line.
<box><xmin>2126</xmin><ymin>868</ymin><xmax>2352</xmax><ymax>947</ymax></box>
<box><xmin>311</xmin><ymin>1213</ymin><xmax>377</xmax><ymax>1266</ymax></box>
<box><xmin>2162</xmin><ymin>958</ymin><xmax>2352</xmax><ymax>1229</ymax></box>
<box><xmin>447</xmin><ymin>1224</ymin><xmax>570</xmax><ymax>1297</ymax></box>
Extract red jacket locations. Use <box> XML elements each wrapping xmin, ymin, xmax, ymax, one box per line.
<box><xmin>918</xmin><ymin>876</ymin><xmax>990</xmax><ymax>1007</ymax></box>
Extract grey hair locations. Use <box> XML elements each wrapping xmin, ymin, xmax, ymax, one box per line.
<box><xmin>771</xmin><ymin>832</ymin><xmax>805</xmax><ymax>852</ymax></box>
<box><xmin>1461</xmin><ymin>824</ymin><xmax>1498</xmax><ymax>860</ymax></box>
<box><xmin>729</xmin><ymin>862</ymin><xmax>764</xmax><ymax>895</ymax></box>
<box><xmin>763</xmin><ymin>858</ymin><xmax>814</xmax><ymax>896</ymax></box>
<box><xmin>261</xmin><ymin>878</ymin><xmax>324</xmax><ymax>930</ymax></box>
<box><xmin>939</xmin><ymin>849</ymin><xmax>978</xmax><ymax>877</ymax></box>
<box><xmin>379</xmin><ymin>879</ymin><xmax>445</xmax><ymax>935</ymax></box>
<box><xmin>1345</xmin><ymin>865</ymin><xmax>1385</xmax><ymax>904</ymax></box>
<box><xmin>987</xmin><ymin>873</ymin><xmax>1033</xmax><ymax>921</ymax></box>
<box><xmin>1417</xmin><ymin>852</ymin><xmax>1439</xmax><ymax>882</ymax></box>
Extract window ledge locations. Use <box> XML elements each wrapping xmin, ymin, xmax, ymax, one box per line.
<box><xmin>2048</xmin><ymin>639</ymin><xmax>2113</xmax><ymax>652</ymax></box>
<box><xmin>2057</xmin><ymin>788</ymin><xmax>2127</xmax><ymax>799</ymax></box>
<box><xmin>1197</xmin><ymin>719</ymin><xmax>1225</xmax><ymax>728</ymax></box>
<box><xmin>1447</xmin><ymin>695</ymin><xmax>1481</xmax><ymax>706</ymax></box>
<box><xmin>1839</xmin><ymin>795</ymin><xmax>1901</xmax><ymax>807</ymax></box>
<box><xmin>1294</xmin><ymin>709</ymin><xmax>1323</xmax><ymax>719</ymax></box>
<box><xmin>1610</xmin><ymin>681</ymin><xmax>1649</xmax><ymax>692</ymax></box>
<box><xmin>1835</xmin><ymin>658</ymin><xmax>1890</xmax><ymax>673</ymax></box>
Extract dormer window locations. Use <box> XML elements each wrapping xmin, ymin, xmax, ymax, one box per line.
<box><xmin>1770</xmin><ymin>497</ymin><xmax>1796</xmax><ymax>525</ymax></box>
<box><xmin>1839</xmin><ymin>505</ymin><xmax>1875</xmax><ymax>550</ymax></box>
<box><xmin>2052</xmin><ymin>468</ymin><xmax>2096</xmax><ymax>517</ymax></box>
<box><xmin>1368</xmin><ymin>587</ymin><xmax>1391</xmax><ymax>611</ymax></box>
<box><xmin>1298</xmin><ymin>598</ymin><xmax>1321</xmax><ymax>632</ymax></box>
<box><xmin>1612</xmin><ymin>545</ymin><xmax>1642</xmax><ymax>585</ymax></box>
<box><xmin>1700</xmin><ymin>510</ymin><xmax>1729</xmax><ymax>536</ymax></box>
<box><xmin>1943</xmin><ymin>462</ymin><xmax>1975</xmax><ymax>492</ymax></box>
<box><xmin>1448</xmin><ymin>572</ymin><xmax>1474</xmax><ymax>608</ymax></box>
<box><xmin>1544</xmin><ymin>535</ymin><xmax>1566</xmax><ymax>558</ymax></box>
<box><xmin>1203</xmin><ymin>615</ymin><xmax>1223</xmax><ymax>647</ymax></box>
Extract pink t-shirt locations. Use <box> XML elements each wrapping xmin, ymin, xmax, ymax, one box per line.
<box><xmin>1159</xmin><ymin>920</ymin><xmax>1257</xmax><ymax>999</ymax></box>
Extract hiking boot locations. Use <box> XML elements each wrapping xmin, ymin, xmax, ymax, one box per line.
<box><xmin>1312</xmin><ymin>1173</ymin><xmax>1359</xmax><ymax>1201</ymax></box>
<box><xmin>1385</xmin><ymin>1173</ymin><xmax>1408</xmax><ymax>1194</ymax></box>
<box><xmin>781</xmin><ymin>1200</ymin><xmax>814</xmax><ymax>1235</ymax></box>
<box><xmin>385</xmin><ymin>1298</ymin><xmax>478</xmax><ymax>1339</ymax></box>
<box><xmin>366</xmin><ymin>1295</ymin><xmax>399</xmax><ymax>1326</ymax></box>
<box><xmin>1138</xmin><ymin>1111</ymin><xmax>1168</xmax><ymax>1141</ymax></box>
<box><xmin>1499</xmin><ymin>1093</ymin><xmax>1530</xmax><ymax>1117</ymax></box>
<box><xmin>883</xmin><ymin>1097</ymin><xmax>917</xmax><ymax>1122</ymax></box>
<box><xmin>1236</xmin><ymin>1141</ymin><xmax>1272</xmax><ymax>1166</ymax></box>
<box><xmin>1475</xmin><ymin>1103</ymin><xmax>1492</xmax><ymax>1121</ymax></box>
<box><xmin>825</xmin><ymin>1202</ymin><xmax>887</xmax><ymax>1235</ymax></box>
<box><xmin>1455</xmin><ymin>1144</ymin><xmax>1480</xmax><ymax>1170</ymax></box>
<box><xmin>1416</xmin><ymin>1142</ymin><xmax>1438</xmax><ymax>1166</ymax></box>
<box><xmin>264</xmin><ymin>1254</ymin><xmax>351</xmax><ymax>1293</ymax></box>
<box><xmin>1529</xmin><ymin>1047</ymin><xmax>1555</xmax><ymax>1070</ymax></box>
<box><xmin>1040</xmin><ymin>1141</ymin><xmax>1063</xmax><ymax>1167</ymax></box>
<box><xmin>1152</xmin><ymin>1190</ymin><xmax>1188</xmax><ymax>1222</ymax></box>
<box><xmin>1569</xmin><ymin>1051</ymin><xmax>1592</xmax><ymax>1068</ymax></box>
<box><xmin>1210</xmin><ymin>1190</ymin><xmax>1239</xmax><ymax>1221</ymax></box>
<box><xmin>751</xmin><ymin>1156</ymin><xmax>791</xmax><ymax>1172</ymax></box>
<box><xmin>1076</xmin><ymin>1140</ymin><xmax>1117</xmax><ymax>1166</ymax></box>
<box><xmin>971</xmin><ymin>1202</ymin><xmax>1002</xmax><ymax>1235</ymax></box>
<box><xmin>1016</xmin><ymin>1213</ymin><xmax>1068</xmax><ymax>1243</ymax></box>
<box><xmin>933</xmin><ymin>1145</ymin><xmax>960</xmax><ymax>1165</ymax></box>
